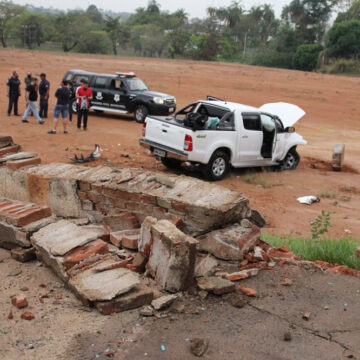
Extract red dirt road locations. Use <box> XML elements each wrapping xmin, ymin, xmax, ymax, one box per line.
<box><xmin>1</xmin><ymin>49</ymin><xmax>359</xmax><ymax>238</ymax></box>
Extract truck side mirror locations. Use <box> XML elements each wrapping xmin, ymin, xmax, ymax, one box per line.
<box><xmin>285</xmin><ymin>126</ymin><xmax>295</xmax><ymax>133</ymax></box>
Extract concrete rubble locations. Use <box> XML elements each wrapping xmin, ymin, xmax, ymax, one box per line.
<box><xmin>8</xmin><ymin>134</ymin><xmax>357</xmax><ymax>317</ymax></box>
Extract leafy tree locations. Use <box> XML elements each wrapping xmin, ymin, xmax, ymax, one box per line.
<box><xmin>335</xmin><ymin>0</ymin><xmax>360</xmax><ymax>21</ymax></box>
<box><xmin>86</xmin><ymin>5</ymin><xmax>103</xmax><ymax>24</ymax></box>
<box><xmin>76</xmin><ymin>30</ymin><xmax>112</xmax><ymax>54</ymax></box>
<box><xmin>293</xmin><ymin>43</ymin><xmax>323</xmax><ymax>70</ymax></box>
<box><xmin>104</xmin><ymin>15</ymin><xmax>121</xmax><ymax>55</ymax></box>
<box><xmin>54</xmin><ymin>11</ymin><xmax>91</xmax><ymax>52</ymax></box>
<box><xmin>327</xmin><ymin>19</ymin><xmax>360</xmax><ymax>57</ymax></box>
<box><xmin>0</xmin><ymin>0</ymin><xmax>24</xmax><ymax>47</ymax></box>
<box><xmin>282</xmin><ymin>0</ymin><xmax>333</xmax><ymax>43</ymax></box>
<box><xmin>16</xmin><ymin>13</ymin><xmax>49</xmax><ymax>49</ymax></box>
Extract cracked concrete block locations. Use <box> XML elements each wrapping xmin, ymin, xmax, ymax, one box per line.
<box><xmin>147</xmin><ymin>220</ymin><xmax>198</xmax><ymax>292</ymax></box>
<box><xmin>196</xmin><ymin>223</ymin><xmax>260</xmax><ymax>261</ymax></box>
<box><xmin>68</xmin><ymin>258</ymin><xmax>140</xmax><ymax>302</ymax></box>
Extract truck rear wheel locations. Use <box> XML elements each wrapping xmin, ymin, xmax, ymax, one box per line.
<box><xmin>204</xmin><ymin>151</ymin><xmax>230</xmax><ymax>181</ymax></box>
<box><xmin>71</xmin><ymin>99</ymin><xmax>77</xmax><ymax>114</ymax></box>
<box><xmin>134</xmin><ymin>105</ymin><xmax>148</xmax><ymax>123</ymax></box>
<box><xmin>161</xmin><ymin>157</ymin><xmax>182</xmax><ymax>170</ymax></box>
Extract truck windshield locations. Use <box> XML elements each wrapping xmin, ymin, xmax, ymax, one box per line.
<box><xmin>127</xmin><ymin>78</ymin><xmax>148</xmax><ymax>91</ymax></box>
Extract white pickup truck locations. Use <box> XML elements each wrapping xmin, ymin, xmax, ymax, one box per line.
<box><xmin>139</xmin><ymin>98</ymin><xmax>307</xmax><ymax>180</ymax></box>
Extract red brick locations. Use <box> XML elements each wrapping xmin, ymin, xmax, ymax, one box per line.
<box><xmin>103</xmin><ymin>212</ymin><xmax>139</xmax><ymax>231</ymax></box>
<box><xmin>0</xmin><ymin>135</ymin><xmax>13</xmax><ymax>148</ymax></box>
<box><xmin>278</xmin><ymin>246</ymin><xmax>291</xmax><ymax>253</ymax></box>
<box><xmin>78</xmin><ymin>181</ymin><xmax>91</xmax><ymax>191</ymax></box>
<box><xmin>77</xmin><ymin>191</ymin><xmax>88</xmax><ymax>201</ymax></box>
<box><xmin>11</xmin><ymin>295</ymin><xmax>28</xmax><ymax>309</ymax></box>
<box><xmin>11</xmin><ymin>247</ymin><xmax>36</xmax><ymax>263</ymax></box>
<box><xmin>226</xmin><ymin>273</ymin><xmax>248</xmax><ymax>281</ymax></box>
<box><xmin>8</xmin><ymin>311</ymin><xmax>13</xmax><ymax>320</ymax></box>
<box><xmin>21</xmin><ymin>311</ymin><xmax>35</xmax><ymax>320</ymax></box>
<box><xmin>87</xmin><ymin>191</ymin><xmax>105</xmax><ymax>203</ymax></box>
<box><xmin>127</xmin><ymin>252</ymin><xmax>147</xmax><ymax>273</ymax></box>
<box><xmin>171</xmin><ymin>201</ymin><xmax>187</xmax><ymax>213</ymax></box>
<box><xmin>91</xmin><ymin>183</ymin><xmax>104</xmax><ymax>192</ymax></box>
<box><xmin>121</xmin><ymin>235</ymin><xmax>139</xmax><ymax>250</ymax></box>
<box><xmin>63</xmin><ymin>239</ymin><xmax>109</xmax><ymax>270</ymax></box>
<box><xmin>0</xmin><ymin>144</ymin><xmax>20</xmax><ymax>157</ymax></box>
<box><xmin>6</xmin><ymin>206</ymin><xmax>51</xmax><ymax>227</ymax></box>
<box><xmin>81</xmin><ymin>200</ymin><xmax>94</xmax><ymax>211</ymax></box>
<box><xmin>240</xmin><ymin>287</ymin><xmax>257</xmax><ymax>297</ymax></box>
<box><xmin>6</xmin><ymin>157</ymin><xmax>41</xmax><ymax>170</ymax></box>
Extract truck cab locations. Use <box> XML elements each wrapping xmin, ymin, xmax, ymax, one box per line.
<box><xmin>140</xmin><ymin>99</ymin><xmax>307</xmax><ymax>180</ymax></box>
<box><xmin>63</xmin><ymin>69</ymin><xmax>176</xmax><ymax>122</ymax></box>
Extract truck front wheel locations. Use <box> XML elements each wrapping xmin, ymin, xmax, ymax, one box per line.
<box><xmin>280</xmin><ymin>148</ymin><xmax>300</xmax><ymax>170</ymax></box>
<box><xmin>204</xmin><ymin>151</ymin><xmax>230</xmax><ymax>181</ymax></box>
<box><xmin>134</xmin><ymin>105</ymin><xmax>148</xmax><ymax>123</ymax></box>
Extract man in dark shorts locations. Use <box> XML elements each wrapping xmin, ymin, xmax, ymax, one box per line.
<box><xmin>48</xmin><ymin>80</ymin><xmax>71</xmax><ymax>134</ymax></box>
<box><xmin>76</xmin><ymin>79</ymin><xmax>93</xmax><ymax>130</ymax></box>
<box><xmin>7</xmin><ymin>70</ymin><xmax>21</xmax><ymax>116</ymax></box>
<box><xmin>22</xmin><ymin>78</ymin><xmax>43</xmax><ymax>124</ymax></box>
<box><xmin>39</xmin><ymin>73</ymin><xmax>50</xmax><ymax>118</ymax></box>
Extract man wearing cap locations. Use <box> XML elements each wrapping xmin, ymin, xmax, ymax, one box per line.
<box><xmin>6</xmin><ymin>71</ymin><xmax>21</xmax><ymax>116</ymax></box>
<box><xmin>39</xmin><ymin>73</ymin><xmax>50</xmax><ymax>118</ymax></box>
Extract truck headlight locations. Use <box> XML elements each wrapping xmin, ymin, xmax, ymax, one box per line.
<box><xmin>153</xmin><ymin>97</ymin><xmax>164</xmax><ymax>105</ymax></box>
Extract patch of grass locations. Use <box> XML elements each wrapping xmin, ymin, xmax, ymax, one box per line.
<box><xmin>318</xmin><ymin>188</ymin><xmax>351</xmax><ymax>202</ymax></box>
<box><xmin>243</xmin><ymin>174</ymin><xmax>281</xmax><ymax>188</ymax></box>
<box><xmin>339</xmin><ymin>186</ymin><xmax>360</xmax><ymax>195</ymax></box>
<box><xmin>262</xmin><ymin>234</ymin><xmax>360</xmax><ymax>270</ymax></box>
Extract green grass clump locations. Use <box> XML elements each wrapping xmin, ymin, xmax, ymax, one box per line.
<box><xmin>262</xmin><ymin>234</ymin><xmax>360</xmax><ymax>270</ymax></box>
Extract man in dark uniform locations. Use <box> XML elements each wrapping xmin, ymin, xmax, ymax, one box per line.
<box><xmin>39</xmin><ymin>73</ymin><xmax>50</xmax><ymax>118</ymax></box>
<box><xmin>7</xmin><ymin>71</ymin><xmax>21</xmax><ymax>116</ymax></box>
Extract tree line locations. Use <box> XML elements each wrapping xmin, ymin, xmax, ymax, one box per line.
<box><xmin>0</xmin><ymin>0</ymin><xmax>359</xmax><ymax>72</ymax></box>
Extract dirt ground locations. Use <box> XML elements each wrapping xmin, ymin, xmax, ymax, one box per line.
<box><xmin>1</xmin><ymin>49</ymin><xmax>359</xmax><ymax>239</ymax></box>
<box><xmin>1</xmin><ymin>249</ymin><xmax>359</xmax><ymax>360</ymax></box>
<box><xmin>1</xmin><ymin>49</ymin><xmax>360</xmax><ymax>360</ymax></box>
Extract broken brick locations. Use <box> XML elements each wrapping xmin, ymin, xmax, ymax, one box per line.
<box><xmin>127</xmin><ymin>252</ymin><xmax>147</xmax><ymax>273</ymax></box>
<box><xmin>11</xmin><ymin>247</ymin><xmax>36</xmax><ymax>263</ymax></box>
<box><xmin>6</xmin><ymin>206</ymin><xmax>52</xmax><ymax>227</ymax></box>
<box><xmin>197</xmin><ymin>276</ymin><xmax>235</xmax><ymax>295</ymax></box>
<box><xmin>21</xmin><ymin>311</ymin><xmax>35</xmax><ymax>320</ymax></box>
<box><xmin>63</xmin><ymin>239</ymin><xmax>109</xmax><ymax>270</ymax></box>
<box><xmin>103</xmin><ymin>212</ymin><xmax>139</xmax><ymax>232</ymax></box>
<box><xmin>11</xmin><ymin>295</ymin><xmax>28</xmax><ymax>309</ymax></box>
<box><xmin>6</xmin><ymin>157</ymin><xmax>41</xmax><ymax>171</ymax></box>
<box><xmin>240</xmin><ymin>287</ymin><xmax>257</xmax><ymax>297</ymax></box>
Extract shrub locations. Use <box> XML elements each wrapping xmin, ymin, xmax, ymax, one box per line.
<box><xmin>76</xmin><ymin>30</ymin><xmax>112</xmax><ymax>54</ymax></box>
<box><xmin>293</xmin><ymin>44</ymin><xmax>323</xmax><ymax>71</ymax></box>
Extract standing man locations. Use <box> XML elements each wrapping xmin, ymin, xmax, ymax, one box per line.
<box><xmin>24</xmin><ymin>71</ymin><xmax>34</xmax><ymax>116</ymax></box>
<box><xmin>67</xmin><ymin>80</ymin><xmax>75</xmax><ymax>123</ymax></box>
<box><xmin>39</xmin><ymin>73</ymin><xmax>50</xmax><ymax>118</ymax></box>
<box><xmin>76</xmin><ymin>79</ymin><xmax>92</xmax><ymax>131</ymax></box>
<box><xmin>48</xmin><ymin>80</ymin><xmax>71</xmax><ymax>134</ymax></box>
<box><xmin>6</xmin><ymin>71</ymin><xmax>21</xmax><ymax>116</ymax></box>
<box><xmin>22</xmin><ymin>78</ymin><xmax>43</xmax><ymax>124</ymax></box>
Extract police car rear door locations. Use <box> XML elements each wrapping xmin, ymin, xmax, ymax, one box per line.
<box><xmin>92</xmin><ymin>76</ymin><xmax>110</xmax><ymax>109</ymax></box>
<box><xmin>109</xmin><ymin>78</ymin><xmax>129</xmax><ymax>112</ymax></box>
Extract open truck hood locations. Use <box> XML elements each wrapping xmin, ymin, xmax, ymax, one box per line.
<box><xmin>259</xmin><ymin>102</ymin><xmax>305</xmax><ymax>128</ymax></box>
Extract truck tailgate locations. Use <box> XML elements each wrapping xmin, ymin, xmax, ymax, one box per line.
<box><xmin>145</xmin><ymin>117</ymin><xmax>187</xmax><ymax>152</ymax></box>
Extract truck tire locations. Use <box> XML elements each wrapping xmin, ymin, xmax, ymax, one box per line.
<box><xmin>71</xmin><ymin>99</ymin><xmax>78</xmax><ymax>114</ymax></box>
<box><xmin>204</xmin><ymin>150</ymin><xmax>230</xmax><ymax>181</ymax></box>
<box><xmin>161</xmin><ymin>157</ymin><xmax>182</xmax><ymax>170</ymax></box>
<box><xmin>281</xmin><ymin>148</ymin><xmax>300</xmax><ymax>170</ymax></box>
<box><xmin>134</xmin><ymin>105</ymin><xmax>148</xmax><ymax>123</ymax></box>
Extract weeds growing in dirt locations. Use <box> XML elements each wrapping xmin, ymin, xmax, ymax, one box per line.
<box><xmin>242</xmin><ymin>174</ymin><xmax>282</xmax><ymax>188</ymax></box>
<box><xmin>318</xmin><ymin>188</ymin><xmax>351</xmax><ymax>202</ymax></box>
<box><xmin>310</xmin><ymin>210</ymin><xmax>333</xmax><ymax>240</ymax></box>
<box><xmin>262</xmin><ymin>234</ymin><xmax>360</xmax><ymax>270</ymax></box>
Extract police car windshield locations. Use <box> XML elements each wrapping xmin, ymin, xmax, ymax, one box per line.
<box><xmin>127</xmin><ymin>78</ymin><xmax>148</xmax><ymax>91</ymax></box>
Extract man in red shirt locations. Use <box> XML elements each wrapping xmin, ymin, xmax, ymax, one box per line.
<box><xmin>76</xmin><ymin>79</ymin><xmax>93</xmax><ymax>130</ymax></box>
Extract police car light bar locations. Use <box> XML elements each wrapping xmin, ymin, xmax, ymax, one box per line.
<box><xmin>115</xmin><ymin>72</ymin><xmax>136</xmax><ymax>78</ymax></box>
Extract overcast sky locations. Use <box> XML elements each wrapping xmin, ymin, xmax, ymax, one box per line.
<box><xmin>13</xmin><ymin>0</ymin><xmax>290</xmax><ymax>18</ymax></box>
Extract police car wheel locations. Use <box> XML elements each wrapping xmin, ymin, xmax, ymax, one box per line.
<box><xmin>71</xmin><ymin>100</ymin><xmax>77</xmax><ymax>114</ymax></box>
<box><xmin>134</xmin><ymin>105</ymin><xmax>148</xmax><ymax>123</ymax></box>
